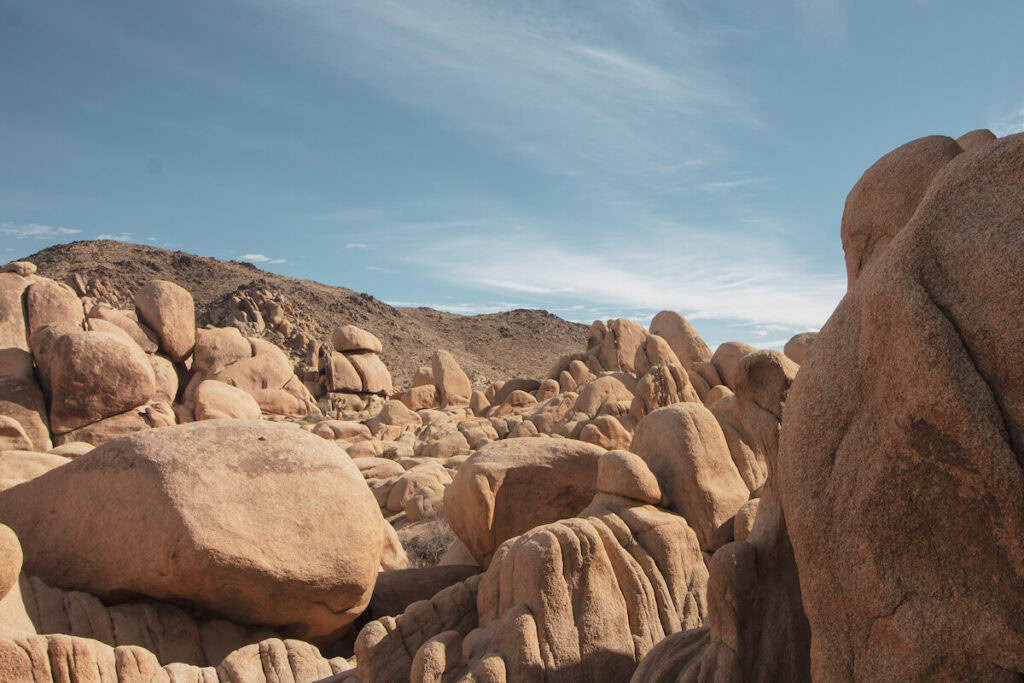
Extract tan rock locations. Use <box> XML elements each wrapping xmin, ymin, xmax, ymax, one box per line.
<box><xmin>841</xmin><ymin>134</ymin><xmax>962</xmax><ymax>286</ymax></box>
<box><xmin>557</xmin><ymin>369</ymin><xmax>577</xmax><ymax>393</ymax></box>
<box><xmin>525</xmin><ymin>392</ymin><xmax>577</xmax><ymax>434</ymax></box>
<box><xmin>32</xmin><ymin>327</ymin><xmax>156</xmax><ymax>435</ymax></box>
<box><xmin>0</xmin><ymin>417</ymin><xmax>31</xmax><ymax>453</ymax></box>
<box><xmin>710</xmin><ymin>341</ymin><xmax>757</xmax><ymax>390</ymax></box>
<box><xmin>783</xmin><ymin>331</ymin><xmax>816</xmax><ymax>365</ymax></box>
<box><xmin>332</xmin><ymin>325</ymin><xmax>383</xmax><ymax>354</ymax></box>
<box><xmin>193</xmin><ymin>380</ymin><xmax>261</xmax><ymax>421</ymax></box>
<box><xmin>430</xmin><ymin>350</ymin><xmax>471</xmax><ymax>406</ymax></box>
<box><xmin>312</xmin><ymin>420</ymin><xmax>372</xmax><ymax>442</ymax></box>
<box><xmin>0</xmin><ymin>421</ymin><xmax>386</xmax><ymax>641</ymax></box>
<box><xmin>87</xmin><ymin>303</ymin><xmax>159</xmax><ymax>353</ymax></box>
<box><xmin>580</xmin><ymin>415</ymin><xmax>635</xmax><ymax>451</ymax></box>
<box><xmin>575</xmin><ymin>375</ymin><xmax>635</xmax><ymax>418</ymax></box>
<box><xmin>597</xmin><ymin>449</ymin><xmax>661</xmax><ymax>503</ymax></box>
<box><xmin>0</xmin><ymin>261</ymin><xmax>35</xmax><ymax>276</ymax></box>
<box><xmin>649</xmin><ymin>311</ymin><xmax>712</xmax><ymax>370</ymax></box>
<box><xmin>468</xmin><ymin>390</ymin><xmax>489</xmax><ymax>417</ymax></box>
<box><xmin>134</xmin><ymin>280</ymin><xmax>196</xmax><ymax>362</ymax></box>
<box><xmin>25</xmin><ymin>278</ymin><xmax>83</xmax><ymax>334</ymax></box>
<box><xmin>400</xmin><ymin>384</ymin><xmax>440</xmax><ymax>411</ymax></box>
<box><xmin>148</xmin><ymin>353</ymin><xmax>179</xmax><ymax>404</ymax></box>
<box><xmin>444</xmin><ymin>438</ymin><xmax>603</xmax><ymax>566</ymax></box>
<box><xmin>0</xmin><ymin>450</ymin><xmax>69</xmax><ymax>488</ymax></box>
<box><xmin>48</xmin><ymin>441</ymin><xmax>93</xmax><ymax>458</ymax></box>
<box><xmin>704</xmin><ymin>384</ymin><xmax>733</xmax><ymax>405</ymax></box>
<box><xmin>50</xmin><ymin>402</ymin><xmax>171</xmax><ymax>447</ymax></box>
<box><xmin>534</xmin><ymin>378</ymin><xmax>559</xmax><ymax>402</ymax></box>
<box><xmin>956</xmin><ymin>128</ymin><xmax>997</xmax><ymax>151</ymax></box>
<box><xmin>693</xmin><ymin>360</ymin><xmax>722</xmax><ymax>389</ymax></box>
<box><xmin>365</xmin><ymin>400</ymin><xmax>422</xmax><ymax>435</ymax></box>
<box><xmin>193</xmin><ymin>326</ymin><xmax>251</xmax><ymax>375</ymax></box>
<box><xmin>633</xmin><ymin>333</ymin><xmax>683</xmax><ymax>376</ymax></box>
<box><xmin>411</xmin><ymin>365</ymin><xmax>435</xmax><ymax>388</ymax></box>
<box><xmin>348</xmin><ymin>352</ymin><xmax>393</xmax><ymax>395</ymax></box>
<box><xmin>491</xmin><ymin>388</ymin><xmax>537</xmax><ymax>417</ymax></box>
<box><xmin>630</xmin><ymin>403</ymin><xmax>748</xmax><ymax>550</ymax></box>
<box><xmin>779</xmin><ymin>133</ymin><xmax>1024</xmax><ymax>680</ymax></box>
<box><xmin>733</xmin><ymin>499</ymin><xmax>758</xmax><ymax>542</ymax></box>
<box><xmin>598</xmin><ymin>317</ymin><xmax>648</xmax><ymax>372</ymax></box>
<box><xmin>0</xmin><ymin>273</ymin><xmax>33</xmax><ymax>380</ymax></box>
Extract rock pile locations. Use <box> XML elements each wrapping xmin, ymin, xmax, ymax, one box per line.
<box><xmin>1</xmin><ymin>127</ymin><xmax>1018</xmax><ymax>682</ymax></box>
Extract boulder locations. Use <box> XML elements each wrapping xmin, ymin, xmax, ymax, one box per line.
<box><xmin>576</xmin><ymin>375</ymin><xmax>635</xmax><ymax>418</ymax></box>
<box><xmin>31</xmin><ymin>327</ymin><xmax>156</xmax><ymax>435</ymax></box>
<box><xmin>840</xmin><ymin>134</ymin><xmax>962</xmax><ymax>286</ymax></box>
<box><xmin>134</xmin><ymin>280</ymin><xmax>196</xmax><ymax>362</ymax></box>
<box><xmin>0</xmin><ymin>450</ymin><xmax>69</xmax><ymax>489</ymax></box>
<box><xmin>87</xmin><ymin>303</ymin><xmax>159</xmax><ymax>354</ymax></box>
<box><xmin>649</xmin><ymin>311</ymin><xmax>712</xmax><ymax>370</ymax></box>
<box><xmin>193</xmin><ymin>380</ymin><xmax>261</xmax><ymax>421</ymax></box>
<box><xmin>147</xmin><ymin>353</ymin><xmax>179</xmax><ymax>404</ymax></box>
<box><xmin>444</xmin><ymin>438</ymin><xmax>603</xmax><ymax>566</ymax></box>
<box><xmin>332</xmin><ymin>325</ymin><xmax>383</xmax><ymax>354</ymax></box>
<box><xmin>400</xmin><ymin>384</ymin><xmax>439</xmax><ymax>411</ymax></box>
<box><xmin>598</xmin><ymin>318</ymin><xmax>648</xmax><ymax>372</ymax></box>
<box><xmin>629</xmin><ymin>403</ymin><xmax>748</xmax><ymax>550</ymax></box>
<box><xmin>0</xmin><ymin>261</ymin><xmax>35</xmax><ymax>276</ymax></box>
<box><xmin>0</xmin><ymin>417</ymin><xmax>32</xmax><ymax>452</ymax></box>
<box><xmin>325</xmin><ymin>351</ymin><xmax>363</xmax><ymax>393</ymax></box>
<box><xmin>430</xmin><ymin>350</ymin><xmax>471</xmax><ymax>406</ymax></box>
<box><xmin>347</xmin><ymin>352</ymin><xmax>393</xmax><ymax>395</ymax></box>
<box><xmin>24</xmin><ymin>278</ymin><xmax>83</xmax><ymax>335</ymax></box>
<box><xmin>193</xmin><ymin>326</ymin><xmax>251</xmax><ymax>375</ymax></box>
<box><xmin>783</xmin><ymin>331</ymin><xmax>816</xmax><ymax>366</ymax></box>
<box><xmin>0</xmin><ymin>420</ymin><xmax>387</xmax><ymax>641</ymax></box>
<box><xmin>710</xmin><ymin>341</ymin><xmax>757</xmax><ymax>390</ymax></box>
<box><xmin>50</xmin><ymin>402</ymin><xmax>174</xmax><ymax>447</ymax></box>
<box><xmin>633</xmin><ymin>334</ymin><xmax>683</xmax><ymax>376</ymax></box>
<box><xmin>0</xmin><ymin>273</ymin><xmax>33</xmax><ymax>380</ymax></box>
<box><xmin>779</xmin><ymin>133</ymin><xmax>1024</xmax><ymax>680</ymax></box>
<box><xmin>956</xmin><ymin>128</ymin><xmax>997</xmax><ymax>151</ymax></box>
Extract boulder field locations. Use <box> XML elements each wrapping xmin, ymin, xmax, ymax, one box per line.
<box><xmin>0</xmin><ymin>127</ymin><xmax>1021</xmax><ymax>681</ymax></box>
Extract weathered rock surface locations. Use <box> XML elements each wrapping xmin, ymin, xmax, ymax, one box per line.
<box><xmin>0</xmin><ymin>421</ymin><xmax>386</xmax><ymax>641</ymax></box>
<box><xmin>780</xmin><ymin>133</ymin><xmax>1024</xmax><ymax>680</ymax></box>
<box><xmin>134</xmin><ymin>279</ymin><xmax>196</xmax><ymax>362</ymax></box>
<box><xmin>444</xmin><ymin>438</ymin><xmax>603</xmax><ymax>566</ymax></box>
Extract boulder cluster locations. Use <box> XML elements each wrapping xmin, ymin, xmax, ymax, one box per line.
<box><xmin>1</xmin><ymin>128</ymin><xmax>1022</xmax><ymax>681</ymax></box>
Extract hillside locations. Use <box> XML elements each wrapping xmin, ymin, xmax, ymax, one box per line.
<box><xmin>23</xmin><ymin>240</ymin><xmax>588</xmax><ymax>388</ymax></box>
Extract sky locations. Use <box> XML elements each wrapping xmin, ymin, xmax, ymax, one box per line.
<box><xmin>2</xmin><ymin>1</ymin><xmax>1023</xmax><ymax>349</ymax></box>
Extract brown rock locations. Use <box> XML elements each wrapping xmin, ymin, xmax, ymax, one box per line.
<box><xmin>325</xmin><ymin>351</ymin><xmax>363</xmax><ymax>393</ymax></box>
<box><xmin>148</xmin><ymin>354</ymin><xmax>179</xmax><ymax>404</ymax></box>
<box><xmin>400</xmin><ymin>384</ymin><xmax>439</xmax><ymax>411</ymax></box>
<box><xmin>783</xmin><ymin>331</ymin><xmax>816</xmax><ymax>365</ymax></box>
<box><xmin>597</xmin><ymin>449</ymin><xmax>661</xmax><ymax>503</ymax></box>
<box><xmin>580</xmin><ymin>415</ymin><xmax>635</xmax><ymax>451</ymax></box>
<box><xmin>598</xmin><ymin>318</ymin><xmax>648</xmax><ymax>372</ymax></box>
<box><xmin>649</xmin><ymin>311</ymin><xmax>712</xmax><ymax>370</ymax></box>
<box><xmin>633</xmin><ymin>334</ymin><xmax>683</xmax><ymax>376</ymax></box>
<box><xmin>840</xmin><ymin>134</ymin><xmax>962</xmax><ymax>286</ymax></box>
<box><xmin>779</xmin><ymin>133</ymin><xmax>1024</xmax><ymax>680</ymax></box>
<box><xmin>534</xmin><ymin>378</ymin><xmax>559</xmax><ymax>402</ymax></box>
<box><xmin>0</xmin><ymin>261</ymin><xmax>35</xmax><ymax>276</ymax></box>
<box><xmin>630</xmin><ymin>403</ymin><xmax>748</xmax><ymax>550</ymax></box>
<box><xmin>134</xmin><ymin>280</ymin><xmax>196</xmax><ymax>362</ymax></box>
<box><xmin>0</xmin><ymin>421</ymin><xmax>386</xmax><ymax>641</ymax></box>
<box><xmin>332</xmin><ymin>325</ymin><xmax>382</xmax><ymax>354</ymax></box>
<box><xmin>193</xmin><ymin>326</ymin><xmax>251</xmax><ymax>375</ymax></box>
<box><xmin>0</xmin><ymin>417</ymin><xmax>32</xmax><ymax>453</ymax></box>
<box><xmin>0</xmin><ymin>273</ymin><xmax>33</xmax><ymax>380</ymax></box>
<box><xmin>710</xmin><ymin>341</ymin><xmax>757</xmax><ymax>390</ymax></box>
<box><xmin>347</xmin><ymin>352</ymin><xmax>393</xmax><ymax>395</ymax></box>
<box><xmin>32</xmin><ymin>327</ymin><xmax>156</xmax><ymax>435</ymax></box>
<box><xmin>444</xmin><ymin>438</ymin><xmax>603</xmax><ymax>566</ymax></box>
<box><xmin>575</xmin><ymin>374</ymin><xmax>635</xmax><ymax>418</ymax></box>
<box><xmin>468</xmin><ymin>390</ymin><xmax>489</xmax><ymax>417</ymax></box>
<box><xmin>430</xmin><ymin>350</ymin><xmax>471</xmax><ymax>406</ymax></box>
<box><xmin>193</xmin><ymin>380</ymin><xmax>261</xmax><ymax>421</ymax></box>
<box><xmin>87</xmin><ymin>303</ymin><xmax>159</xmax><ymax>354</ymax></box>
<box><xmin>25</xmin><ymin>278</ymin><xmax>83</xmax><ymax>335</ymax></box>
<box><xmin>0</xmin><ymin>450</ymin><xmax>69</xmax><ymax>488</ymax></box>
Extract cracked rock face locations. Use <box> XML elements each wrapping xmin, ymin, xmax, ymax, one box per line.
<box><xmin>779</xmin><ymin>133</ymin><xmax>1024</xmax><ymax>679</ymax></box>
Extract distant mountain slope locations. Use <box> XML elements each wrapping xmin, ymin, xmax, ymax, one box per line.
<box><xmin>23</xmin><ymin>240</ymin><xmax>588</xmax><ymax>388</ymax></box>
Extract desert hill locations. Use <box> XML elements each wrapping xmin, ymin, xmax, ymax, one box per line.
<box><xmin>22</xmin><ymin>240</ymin><xmax>587</xmax><ymax>388</ymax></box>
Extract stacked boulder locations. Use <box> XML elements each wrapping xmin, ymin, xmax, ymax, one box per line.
<box><xmin>398</xmin><ymin>350</ymin><xmax>473</xmax><ymax>411</ymax></box>
<box><xmin>321</xmin><ymin>325</ymin><xmax>393</xmax><ymax>397</ymax></box>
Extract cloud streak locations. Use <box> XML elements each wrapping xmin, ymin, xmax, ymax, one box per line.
<box><xmin>1</xmin><ymin>222</ymin><xmax>80</xmax><ymax>239</ymax></box>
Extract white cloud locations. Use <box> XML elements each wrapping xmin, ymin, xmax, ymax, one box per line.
<box><xmin>385</xmin><ymin>300</ymin><xmax>535</xmax><ymax>315</ymax></box>
<box><xmin>698</xmin><ymin>178</ymin><xmax>762</xmax><ymax>192</ymax></box>
<box><xmin>346</xmin><ymin>243</ymin><xmax>369</xmax><ymax>249</ymax></box>
<box><xmin>238</xmin><ymin>253</ymin><xmax>270</xmax><ymax>262</ymax></box>
<box><xmin>0</xmin><ymin>222</ymin><xmax>80</xmax><ymax>239</ymax></box>
<box><xmin>402</xmin><ymin>224</ymin><xmax>844</xmax><ymax>330</ymax></box>
<box><xmin>146</xmin><ymin>236</ymin><xmax>157</xmax><ymax>242</ymax></box>
<box><xmin>368</xmin><ymin>265</ymin><xmax>395</xmax><ymax>273</ymax></box>
<box><xmin>97</xmin><ymin>232</ymin><xmax>133</xmax><ymax>240</ymax></box>
<box><xmin>993</xmin><ymin>106</ymin><xmax>1024</xmax><ymax>136</ymax></box>
<box><xmin>234</xmin><ymin>0</ymin><xmax>751</xmax><ymax>182</ymax></box>
<box><xmin>269</xmin><ymin>258</ymin><xmax>288</xmax><ymax>264</ymax></box>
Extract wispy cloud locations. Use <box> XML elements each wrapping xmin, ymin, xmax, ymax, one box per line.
<box><xmin>234</xmin><ymin>0</ymin><xmax>750</xmax><ymax>182</ymax></box>
<box><xmin>794</xmin><ymin>0</ymin><xmax>847</xmax><ymax>42</ymax></box>
<box><xmin>367</xmin><ymin>265</ymin><xmax>395</xmax><ymax>273</ymax></box>
<box><xmin>398</xmin><ymin>224</ymin><xmax>844</xmax><ymax>329</ymax></box>
<box><xmin>386</xmin><ymin>300</ymin><xmax>534</xmax><ymax>315</ymax></box>
<box><xmin>97</xmin><ymin>232</ymin><xmax>133</xmax><ymax>240</ymax></box>
<box><xmin>0</xmin><ymin>222</ymin><xmax>80</xmax><ymax>239</ymax></box>
<box><xmin>268</xmin><ymin>258</ymin><xmax>288</xmax><ymax>264</ymax></box>
<box><xmin>346</xmin><ymin>243</ymin><xmax>369</xmax><ymax>249</ymax></box>
<box><xmin>238</xmin><ymin>253</ymin><xmax>270</xmax><ymax>262</ymax></box>
<box><xmin>993</xmin><ymin>106</ymin><xmax>1024</xmax><ymax>136</ymax></box>
<box><xmin>698</xmin><ymin>178</ymin><xmax>762</xmax><ymax>192</ymax></box>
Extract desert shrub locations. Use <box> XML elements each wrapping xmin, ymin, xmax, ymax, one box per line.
<box><xmin>398</xmin><ymin>515</ymin><xmax>455</xmax><ymax>568</ymax></box>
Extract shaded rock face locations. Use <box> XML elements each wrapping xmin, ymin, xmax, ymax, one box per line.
<box><xmin>780</xmin><ymin>134</ymin><xmax>1024</xmax><ymax>679</ymax></box>
<box><xmin>0</xmin><ymin>420</ymin><xmax>386</xmax><ymax>642</ymax></box>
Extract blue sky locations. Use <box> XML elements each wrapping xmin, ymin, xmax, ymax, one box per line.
<box><xmin>2</xmin><ymin>1</ymin><xmax>1023</xmax><ymax>349</ymax></box>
